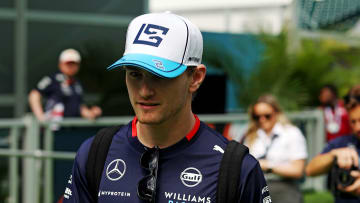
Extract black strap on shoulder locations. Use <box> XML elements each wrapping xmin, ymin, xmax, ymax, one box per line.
<box><xmin>86</xmin><ymin>126</ymin><xmax>121</xmax><ymax>202</ymax></box>
<box><xmin>216</xmin><ymin>140</ymin><xmax>249</xmax><ymax>203</ymax></box>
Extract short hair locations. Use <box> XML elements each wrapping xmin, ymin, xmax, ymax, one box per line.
<box><xmin>186</xmin><ymin>66</ymin><xmax>196</xmax><ymax>76</ymax></box>
<box><xmin>320</xmin><ymin>84</ymin><xmax>338</xmax><ymax>97</ymax></box>
<box><xmin>186</xmin><ymin>66</ymin><xmax>198</xmax><ymax>100</ymax></box>
<box><xmin>345</xmin><ymin>84</ymin><xmax>360</xmax><ymax>111</ymax></box>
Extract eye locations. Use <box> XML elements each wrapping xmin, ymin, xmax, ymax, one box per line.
<box><xmin>128</xmin><ymin>70</ymin><xmax>143</xmax><ymax>79</ymax></box>
<box><xmin>150</xmin><ymin>73</ymin><xmax>166</xmax><ymax>81</ymax></box>
<box><xmin>351</xmin><ymin>119</ymin><xmax>357</xmax><ymax>125</ymax></box>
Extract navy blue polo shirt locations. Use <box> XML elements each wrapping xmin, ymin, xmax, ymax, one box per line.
<box><xmin>322</xmin><ymin>135</ymin><xmax>360</xmax><ymax>203</ymax></box>
<box><xmin>63</xmin><ymin>116</ymin><xmax>270</xmax><ymax>203</ymax></box>
<box><xmin>35</xmin><ymin>72</ymin><xmax>83</xmax><ymax>117</ymax></box>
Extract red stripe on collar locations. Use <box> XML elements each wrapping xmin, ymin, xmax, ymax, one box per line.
<box><xmin>132</xmin><ymin>116</ymin><xmax>138</xmax><ymax>137</ymax></box>
<box><xmin>131</xmin><ymin>114</ymin><xmax>200</xmax><ymax>141</ymax></box>
<box><xmin>186</xmin><ymin>114</ymin><xmax>200</xmax><ymax>141</ymax></box>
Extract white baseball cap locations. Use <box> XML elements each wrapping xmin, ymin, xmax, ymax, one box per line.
<box><xmin>107</xmin><ymin>12</ymin><xmax>203</xmax><ymax>78</ymax></box>
<box><xmin>59</xmin><ymin>48</ymin><xmax>81</xmax><ymax>63</ymax></box>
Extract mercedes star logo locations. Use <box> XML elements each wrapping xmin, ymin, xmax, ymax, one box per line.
<box><xmin>106</xmin><ymin>159</ymin><xmax>126</xmax><ymax>181</ymax></box>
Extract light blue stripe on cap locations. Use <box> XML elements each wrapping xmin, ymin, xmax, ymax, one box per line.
<box><xmin>107</xmin><ymin>53</ymin><xmax>187</xmax><ymax>78</ymax></box>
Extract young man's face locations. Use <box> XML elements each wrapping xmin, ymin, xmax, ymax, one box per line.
<box><xmin>59</xmin><ymin>61</ymin><xmax>80</xmax><ymax>77</ymax></box>
<box><xmin>349</xmin><ymin>105</ymin><xmax>360</xmax><ymax>138</ymax></box>
<box><xmin>125</xmin><ymin>66</ymin><xmax>193</xmax><ymax>125</ymax></box>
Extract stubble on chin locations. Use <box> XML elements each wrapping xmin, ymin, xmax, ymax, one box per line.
<box><xmin>136</xmin><ymin>112</ymin><xmax>165</xmax><ymax>126</ymax></box>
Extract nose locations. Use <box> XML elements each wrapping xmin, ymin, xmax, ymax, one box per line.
<box><xmin>139</xmin><ymin>77</ymin><xmax>155</xmax><ymax>99</ymax></box>
<box><xmin>258</xmin><ymin>116</ymin><xmax>270</xmax><ymax>124</ymax></box>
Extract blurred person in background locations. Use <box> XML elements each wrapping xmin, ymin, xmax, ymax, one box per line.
<box><xmin>306</xmin><ymin>84</ymin><xmax>360</xmax><ymax>203</ymax></box>
<box><xmin>28</xmin><ymin>48</ymin><xmax>102</xmax><ymax>129</ymax></box>
<box><xmin>319</xmin><ymin>84</ymin><xmax>351</xmax><ymax>142</ymax></box>
<box><xmin>242</xmin><ymin>94</ymin><xmax>308</xmax><ymax>203</ymax></box>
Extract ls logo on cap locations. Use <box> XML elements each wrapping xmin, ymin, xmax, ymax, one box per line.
<box><xmin>133</xmin><ymin>24</ymin><xmax>169</xmax><ymax>47</ymax></box>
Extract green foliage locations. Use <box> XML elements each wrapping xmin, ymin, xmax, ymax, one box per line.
<box><xmin>303</xmin><ymin>190</ymin><xmax>334</xmax><ymax>203</ymax></box>
<box><xmin>237</xmin><ymin>32</ymin><xmax>310</xmax><ymax>110</ymax></box>
<box><xmin>234</xmin><ymin>31</ymin><xmax>360</xmax><ymax>111</ymax></box>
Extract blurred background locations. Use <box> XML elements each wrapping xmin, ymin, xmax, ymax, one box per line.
<box><xmin>1</xmin><ymin>0</ymin><xmax>360</xmax><ymax>202</ymax></box>
<box><xmin>2</xmin><ymin>0</ymin><xmax>360</xmax><ymax>118</ymax></box>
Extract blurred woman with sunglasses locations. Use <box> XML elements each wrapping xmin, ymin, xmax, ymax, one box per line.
<box><xmin>242</xmin><ymin>94</ymin><xmax>308</xmax><ymax>203</ymax></box>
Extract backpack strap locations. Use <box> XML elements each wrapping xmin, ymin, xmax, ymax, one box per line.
<box><xmin>86</xmin><ymin>126</ymin><xmax>122</xmax><ymax>202</ymax></box>
<box><xmin>216</xmin><ymin>140</ymin><xmax>249</xmax><ymax>203</ymax></box>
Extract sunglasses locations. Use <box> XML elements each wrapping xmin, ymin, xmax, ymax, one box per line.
<box><xmin>137</xmin><ymin>146</ymin><xmax>160</xmax><ymax>203</ymax></box>
<box><xmin>252</xmin><ymin>113</ymin><xmax>273</xmax><ymax>121</ymax></box>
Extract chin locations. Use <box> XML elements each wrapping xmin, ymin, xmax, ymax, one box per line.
<box><xmin>137</xmin><ymin>115</ymin><xmax>164</xmax><ymax>125</ymax></box>
<box><xmin>138</xmin><ymin>119</ymin><xmax>163</xmax><ymax>126</ymax></box>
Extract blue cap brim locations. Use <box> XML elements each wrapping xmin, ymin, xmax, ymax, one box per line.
<box><xmin>107</xmin><ymin>53</ymin><xmax>187</xmax><ymax>78</ymax></box>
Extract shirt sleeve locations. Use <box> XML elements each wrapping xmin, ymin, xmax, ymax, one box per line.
<box><xmin>321</xmin><ymin>138</ymin><xmax>340</xmax><ymax>154</ymax></box>
<box><xmin>35</xmin><ymin>75</ymin><xmax>55</xmax><ymax>97</ymax></box>
<box><xmin>63</xmin><ymin>137</ymin><xmax>94</xmax><ymax>203</ymax></box>
<box><xmin>238</xmin><ymin>155</ymin><xmax>271</xmax><ymax>203</ymax></box>
<box><xmin>288</xmin><ymin>126</ymin><xmax>308</xmax><ymax>160</ymax></box>
<box><xmin>321</xmin><ymin>136</ymin><xmax>355</xmax><ymax>155</ymax></box>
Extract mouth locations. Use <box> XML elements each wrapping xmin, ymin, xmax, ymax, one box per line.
<box><xmin>137</xmin><ymin>102</ymin><xmax>160</xmax><ymax>109</ymax></box>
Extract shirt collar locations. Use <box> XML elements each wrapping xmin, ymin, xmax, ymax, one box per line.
<box><xmin>257</xmin><ymin>122</ymin><xmax>282</xmax><ymax>139</ymax></box>
<box><xmin>271</xmin><ymin>123</ymin><xmax>283</xmax><ymax>136</ymax></box>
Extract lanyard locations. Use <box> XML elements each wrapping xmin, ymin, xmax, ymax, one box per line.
<box><xmin>258</xmin><ymin>134</ymin><xmax>278</xmax><ymax>159</ymax></box>
<box><xmin>324</xmin><ymin>105</ymin><xmax>342</xmax><ymax>125</ymax></box>
<box><xmin>324</xmin><ymin>105</ymin><xmax>342</xmax><ymax>133</ymax></box>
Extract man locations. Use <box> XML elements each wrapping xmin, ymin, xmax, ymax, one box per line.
<box><xmin>306</xmin><ymin>84</ymin><xmax>360</xmax><ymax>202</ymax></box>
<box><xmin>28</xmin><ymin>48</ymin><xmax>102</xmax><ymax>129</ymax></box>
<box><xmin>63</xmin><ymin>12</ymin><xmax>270</xmax><ymax>203</ymax></box>
<box><xmin>318</xmin><ymin>84</ymin><xmax>351</xmax><ymax>142</ymax></box>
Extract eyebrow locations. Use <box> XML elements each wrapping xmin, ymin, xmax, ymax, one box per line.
<box><xmin>125</xmin><ymin>66</ymin><xmax>148</xmax><ymax>75</ymax></box>
<box><xmin>124</xmin><ymin>65</ymin><xmax>140</xmax><ymax>71</ymax></box>
<box><xmin>124</xmin><ymin>65</ymin><xmax>168</xmax><ymax>80</ymax></box>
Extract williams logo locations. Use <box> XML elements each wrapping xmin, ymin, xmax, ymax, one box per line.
<box><xmin>106</xmin><ymin>159</ymin><xmax>126</xmax><ymax>181</ymax></box>
<box><xmin>180</xmin><ymin>167</ymin><xmax>202</xmax><ymax>187</ymax></box>
<box><xmin>152</xmin><ymin>59</ymin><xmax>165</xmax><ymax>70</ymax></box>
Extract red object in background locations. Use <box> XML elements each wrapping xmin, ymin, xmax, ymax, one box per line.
<box><xmin>322</xmin><ymin>101</ymin><xmax>352</xmax><ymax>142</ymax></box>
<box><xmin>222</xmin><ymin>123</ymin><xmax>233</xmax><ymax>141</ymax></box>
<box><xmin>57</xmin><ymin>196</ymin><xmax>64</xmax><ymax>203</ymax></box>
<box><xmin>206</xmin><ymin>123</ymin><xmax>216</xmax><ymax>130</ymax></box>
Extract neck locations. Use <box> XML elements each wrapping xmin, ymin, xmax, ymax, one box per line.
<box><xmin>324</xmin><ymin>100</ymin><xmax>337</xmax><ymax>109</ymax></box>
<box><xmin>264</xmin><ymin>124</ymin><xmax>276</xmax><ymax>136</ymax></box>
<box><xmin>265</xmin><ymin>129</ymin><xmax>272</xmax><ymax>136</ymax></box>
<box><xmin>65</xmin><ymin>75</ymin><xmax>74</xmax><ymax>80</ymax></box>
<box><xmin>136</xmin><ymin>111</ymin><xmax>196</xmax><ymax>149</ymax></box>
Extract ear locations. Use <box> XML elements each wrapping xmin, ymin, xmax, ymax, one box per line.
<box><xmin>58</xmin><ymin>62</ymin><xmax>63</xmax><ymax>70</ymax></box>
<box><xmin>189</xmin><ymin>64</ymin><xmax>206</xmax><ymax>93</ymax></box>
